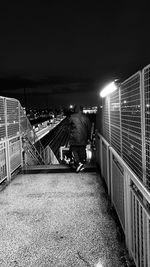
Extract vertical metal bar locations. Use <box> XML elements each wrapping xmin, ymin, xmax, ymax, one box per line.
<box><xmin>107</xmin><ymin>145</ymin><xmax>110</xmax><ymax>195</ymax></box>
<box><xmin>119</xmin><ymin>86</ymin><xmax>123</xmax><ymax>157</ymax></box>
<box><xmin>100</xmin><ymin>136</ymin><xmax>103</xmax><ymax>175</ymax></box>
<box><xmin>131</xmin><ymin>192</ymin><xmax>135</xmax><ymax>256</ymax></box>
<box><xmin>147</xmin><ymin>217</ymin><xmax>150</xmax><ymax>267</ymax></box>
<box><xmin>5</xmin><ymin>141</ymin><xmax>8</xmax><ymax>181</ymax></box>
<box><xmin>139</xmin><ymin>203</ymin><xmax>142</xmax><ymax>267</ymax></box>
<box><xmin>18</xmin><ymin>101</ymin><xmax>21</xmax><ymax>134</ymax></box>
<box><xmin>102</xmin><ymin>98</ymin><xmax>104</xmax><ymax>136</ymax></box>
<box><xmin>101</xmin><ymin>140</ymin><xmax>104</xmax><ymax>178</ymax></box>
<box><xmin>134</xmin><ymin>195</ymin><xmax>137</xmax><ymax>263</ymax></box>
<box><xmin>135</xmin><ymin>197</ymin><xmax>139</xmax><ymax>266</ymax></box>
<box><xmin>108</xmin><ymin>96</ymin><xmax>111</xmax><ymax>144</ymax></box>
<box><xmin>143</xmin><ymin>211</ymin><xmax>146</xmax><ymax>267</ymax></box>
<box><xmin>4</xmin><ymin>98</ymin><xmax>11</xmax><ymax>181</ymax></box>
<box><xmin>4</xmin><ymin>98</ymin><xmax>8</xmax><ymax>140</ymax></box>
<box><xmin>124</xmin><ymin>170</ymin><xmax>132</xmax><ymax>255</ymax></box>
<box><xmin>141</xmin><ymin>69</ymin><xmax>146</xmax><ymax>185</ymax></box>
<box><xmin>6</xmin><ymin>139</ymin><xmax>11</xmax><ymax>181</ymax></box>
<box><xmin>20</xmin><ymin>136</ymin><xmax>23</xmax><ymax>167</ymax></box>
<box><xmin>19</xmin><ymin>102</ymin><xmax>23</xmax><ymax>168</ymax></box>
<box><xmin>110</xmin><ymin>151</ymin><xmax>114</xmax><ymax>203</ymax></box>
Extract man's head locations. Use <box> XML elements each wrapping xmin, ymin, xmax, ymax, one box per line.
<box><xmin>74</xmin><ymin>105</ymin><xmax>83</xmax><ymax>113</ymax></box>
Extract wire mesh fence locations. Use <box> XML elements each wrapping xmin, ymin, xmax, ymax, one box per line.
<box><xmin>121</xmin><ymin>72</ymin><xmax>143</xmax><ymax>181</ymax></box>
<box><xmin>143</xmin><ymin>65</ymin><xmax>150</xmax><ymax>190</ymax></box>
<box><xmin>103</xmin><ymin>97</ymin><xmax>110</xmax><ymax>143</ymax></box>
<box><xmin>0</xmin><ymin>97</ymin><xmax>6</xmax><ymax>141</ymax></box>
<box><xmin>6</xmin><ymin>98</ymin><xmax>20</xmax><ymax>138</ymax></box>
<box><xmin>97</xmin><ymin>68</ymin><xmax>150</xmax><ymax>190</ymax></box>
<box><xmin>110</xmin><ymin>89</ymin><xmax>121</xmax><ymax>155</ymax></box>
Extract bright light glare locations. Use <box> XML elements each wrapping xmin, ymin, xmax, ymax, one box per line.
<box><xmin>100</xmin><ymin>81</ymin><xmax>117</xmax><ymax>98</ymax></box>
<box><xmin>95</xmin><ymin>263</ymin><xmax>103</xmax><ymax>267</ymax></box>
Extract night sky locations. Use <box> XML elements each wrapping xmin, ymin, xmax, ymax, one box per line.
<box><xmin>0</xmin><ymin>1</ymin><xmax>150</xmax><ymax>109</ymax></box>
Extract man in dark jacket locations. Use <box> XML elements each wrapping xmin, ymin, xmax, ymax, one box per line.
<box><xmin>68</xmin><ymin>105</ymin><xmax>91</xmax><ymax>172</ymax></box>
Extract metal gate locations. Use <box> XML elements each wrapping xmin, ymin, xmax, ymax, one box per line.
<box><xmin>110</xmin><ymin>148</ymin><xmax>125</xmax><ymax>231</ymax></box>
<box><xmin>0</xmin><ymin>141</ymin><xmax>8</xmax><ymax>182</ymax></box>
<box><xmin>101</xmin><ymin>136</ymin><xmax>110</xmax><ymax>194</ymax></box>
<box><xmin>0</xmin><ymin>97</ymin><xmax>6</xmax><ymax>141</ymax></box>
<box><xmin>124</xmin><ymin>167</ymin><xmax>150</xmax><ymax>267</ymax></box>
<box><xmin>8</xmin><ymin>136</ymin><xmax>22</xmax><ymax>174</ymax></box>
<box><xmin>130</xmin><ymin>185</ymin><xmax>150</xmax><ymax>267</ymax></box>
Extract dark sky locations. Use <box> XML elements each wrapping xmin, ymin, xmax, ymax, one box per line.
<box><xmin>0</xmin><ymin>1</ymin><xmax>150</xmax><ymax>108</ymax></box>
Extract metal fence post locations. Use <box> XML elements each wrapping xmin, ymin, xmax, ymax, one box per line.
<box><xmin>119</xmin><ymin>87</ymin><xmax>123</xmax><ymax>157</ymax></box>
<box><xmin>124</xmin><ymin>169</ymin><xmax>132</xmax><ymax>256</ymax></box>
<box><xmin>141</xmin><ymin>70</ymin><xmax>146</xmax><ymax>186</ymax></box>
<box><xmin>108</xmin><ymin>96</ymin><xmax>111</xmax><ymax>144</ymax></box>
<box><xmin>4</xmin><ymin>98</ymin><xmax>11</xmax><ymax>181</ymax></box>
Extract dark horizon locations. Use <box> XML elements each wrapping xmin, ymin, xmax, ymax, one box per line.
<box><xmin>0</xmin><ymin>1</ymin><xmax>150</xmax><ymax>108</ymax></box>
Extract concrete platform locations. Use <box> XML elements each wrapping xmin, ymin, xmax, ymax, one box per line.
<box><xmin>0</xmin><ymin>171</ymin><xmax>127</xmax><ymax>267</ymax></box>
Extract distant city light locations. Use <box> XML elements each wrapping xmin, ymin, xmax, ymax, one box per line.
<box><xmin>100</xmin><ymin>81</ymin><xmax>117</xmax><ymax>98</ymax></box>
<box><xmin>69</xmin><ymin>105</ymin><xmax>73</xmax><ymax>109</ymax></box>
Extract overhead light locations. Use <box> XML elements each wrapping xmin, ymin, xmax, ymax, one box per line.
<box><xmin>100</xmin><ymin>81</ymin><xmax>117</xmax><ymax>98</ymax></box>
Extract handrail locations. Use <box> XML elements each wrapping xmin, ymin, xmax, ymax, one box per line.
<box><xmin>20</xmin><ymin>105</ymin><xmax>46</xmax><ymax>165</ymax></box>
<box><xmin>22</xmin><ymin>135</ymin><xmax>45</xmax><ymax>165</ymax></box>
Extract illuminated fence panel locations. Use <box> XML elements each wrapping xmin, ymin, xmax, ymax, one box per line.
<box><xmin>0</xmin><ymin>97</ymin><xmax>6</xmax><ymax>141</ymax></box>
<box><xmin>6</xmin><ymin>98</ymin><xmax>19</xmax><ymax>138</ymax></box>
<box><xmin>0</xmin><ymin>142</ymin><xmax>7</xmax><ymax>182</ymax></box>
<box><xmin>103</xmin><ymin>97</ymin><xmax>110</xmax><ymax>143</ymax></box>
<box><xmin>9</xmin><ymin>136</ymin><xmax>21</xmax><ymax>173</ymax></box>
<box><xmin>110</xmin><ymin>89</ymin><xmax>121</xmax><ymax>155</ymax></box>
<box><xmin>96</xmin><ymin>105</ymin><xmax>103</xmax><ymax>135</ymax></box>
<box><xmin>121</xmin><ymin>73</ymin><xmax>143</xmax><ymax>181</ymax></box>
<box><xmin>130</xmin><ymin>183</ymin><xmax>150</xmax><ymax>267</ymax></box>
<box><xmin>143</xmin><ymin>65</ymin><xmax>150</xmax><ymax>190</ymax></box>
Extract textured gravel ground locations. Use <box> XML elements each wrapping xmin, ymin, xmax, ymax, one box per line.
<box><xmin>0</xmin><ymin>172</ymin><xmax>127</xmax><ymax>267</ymax></box>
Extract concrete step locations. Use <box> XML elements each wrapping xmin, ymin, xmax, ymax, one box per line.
<box><xmin>21</xmin><ymin>163</ymin><xmax>97</xmax><ymax>174</ymax></box>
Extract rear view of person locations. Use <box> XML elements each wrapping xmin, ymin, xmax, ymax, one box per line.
<box><xmin>68</xmin><ymin>105</ymin><xmax>91</xmax><ymax>172</ymax></box>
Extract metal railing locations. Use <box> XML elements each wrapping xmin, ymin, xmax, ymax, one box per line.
<box><xmin>98</xmin><ymin>66</ymin><xmax>150</xmax><ymax>191</ymax></box>
<box><xmin>96</xmin><ymin>134</ymin><xmax>150</xmax><ymax>267</ymax></box>
<box><xmin>96</xmin><ymin>63</ymin><xmax>150</xmax><ymax>267</ymax></box>
<box><xmin>0</xmin><ymin>96</ymin><xmax>47</xmax><ymax>183</ymax></box>
<box><xmin>20</xmin><ymin>105</ymin><xmax>46</xmax><ymax>165</ymax></box>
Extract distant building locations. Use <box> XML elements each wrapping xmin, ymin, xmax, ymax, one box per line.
<box><xmin>83</xmin><ymin>106</ymin><xmax>97</xmax><ymax>114</ymax></box>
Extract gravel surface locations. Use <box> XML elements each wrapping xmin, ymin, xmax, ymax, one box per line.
<box><xmin>0</xmin><ymin>172</ymin><xmax>127</xmax><ymax>267</ymax></box>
